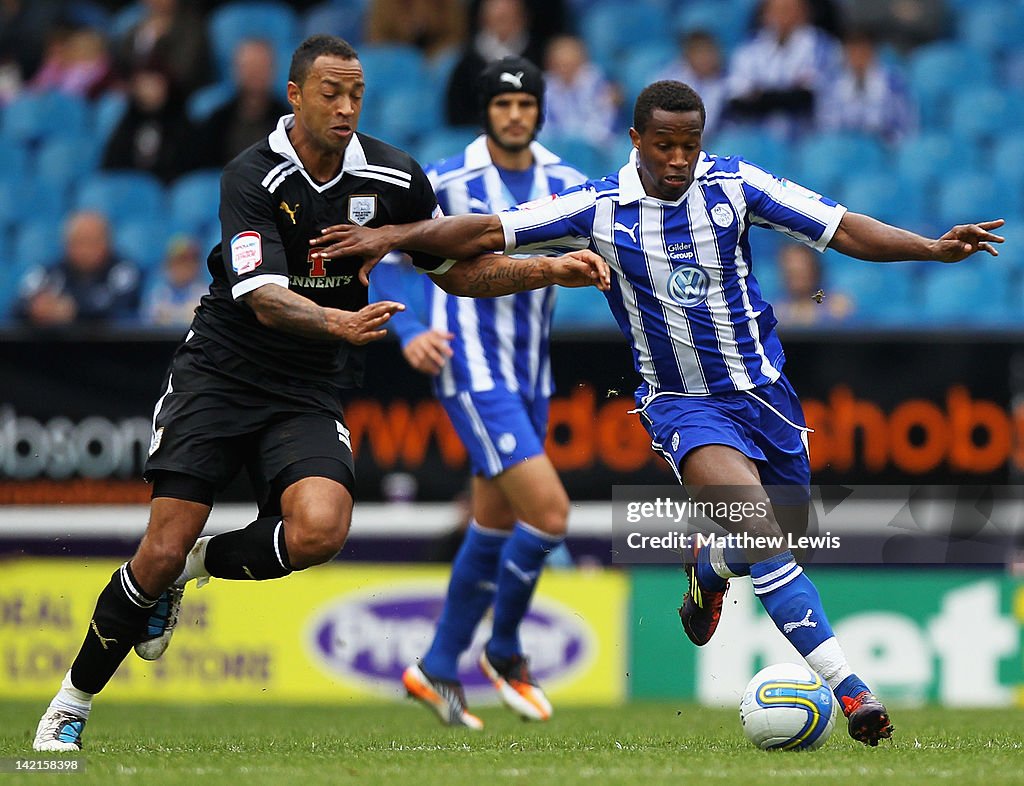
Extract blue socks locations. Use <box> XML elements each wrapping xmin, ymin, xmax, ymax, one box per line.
<box><xmin>422</xmin><ymin>522</ymin><xmax>507</xmax><ymax>681</ymax></box>
<box><xmin>751</xmin><ymin>550</ymin><xmax>871</xmax><ymax>703</ymax></box>
<box><xmin>487</xmin><ymin>523</ymin><xmax>564</xmax><ymax>660</ymax></box>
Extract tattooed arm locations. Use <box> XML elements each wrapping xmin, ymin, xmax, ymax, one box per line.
<box><xmin>243</xmin><ymin>283</ymin><xmax>404</xmax><ymax>345</ymax></box>
<box><xmin>431</xmin><ymin>251</ymin><xmax>610</xmax><ymax>296</ymax></box>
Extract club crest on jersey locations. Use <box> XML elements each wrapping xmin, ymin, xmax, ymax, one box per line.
<box><xmin>710</xmin><ymin>203</ymin><xmax>734</xmax><ymax>228</ymax></box>
<box><xmin>667</xmin><ymin>264</ymin><xmax>710</xmax><ymax>308</ymax></box>
<box><xmin>230</xmin><ymin>231</ymin><xmax>262</xmax><ymax>274</ymax></box>
<box><xmin>348</xmin><ymin>195</ymin><xmax>377</xmax><ymax>226</ymax></box>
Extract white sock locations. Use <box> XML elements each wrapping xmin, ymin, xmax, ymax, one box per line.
<box><xmin>50</xmin><ymin>671</ymin><xmax>92</xmax><ymax>719</ymax></box>
<box><xmin>804</xmin><ymin>636</ymin><xmax>853</xmax><ymax>690</ymax></box>
<box><xmin>709</xmin><ymin>543</ymin><xmax>741</xmax><ymax>579</ymax></box>
<box><xmin>176</xmin><ymin>536</ymin><xmax>212</xmax><ymax>586</ymax></box>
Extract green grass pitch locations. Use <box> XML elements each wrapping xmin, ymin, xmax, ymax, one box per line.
<box><xmin>2</xmin><ymin>701</ymin><xmax>1022</xmax><ymax>785</ymax></box>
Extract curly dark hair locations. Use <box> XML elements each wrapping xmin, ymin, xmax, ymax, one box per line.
<box><xmin>288</xmin><ymin>35</ymin><xmax>359</xmax><ymax>86</ymax></box>
<box><xmin>633</xmin><ymin>81</ymin><xmax>706</xmax><ymax>133</ymax></box>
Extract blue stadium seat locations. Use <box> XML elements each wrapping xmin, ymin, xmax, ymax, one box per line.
<box><xmin>361</xmin><ymin>84</ymin><xmax>437</xmax><ymax>148</ymax></box>
<box><xmin>893</xmin><ymin>131</ymin><xmax>978</xmax><ymax>193</ymax></box>
<box><xmin>935</xmin><ymin>174</ymin><xmax>1021</xmax><ymax>228</ymax></box>
<box><xmin>579</xmin><ymin>1</ymin><xmax>673</xmax><ymax>72</ymax></box>
<box><xmin>538</xmin><ymin>135</ymin><xmax>609</xmax><ymax>180</ymax></box>
<box><xmin>415</xmin><ymin>127</ymin><xmax>480</xmax><ymax>169</ymax></box>
<box><xmin>301</xmin><ymin>0</ymin><xmax>366</xmax><ymax>46</ymax></box>
<box><xmin>959</xmin><ymin>3</ymin><xmax>1024</xmax><ymax>57</ymax></box>
<box><xmin>907</xmin><ymin>43</ymin><xmax>995</xmax><ymax>127</ymax></box>
<box><xmin>673</xmin><ymin>3</ymin><xmax>748</xmax><ymax>52</ymax></box>
<box><xmin>946</xmin><ymin>88</ymin><xmax>1024</xmax><ymax>145</ymax></box>
<box><xmin>919</xmin><ymin>259</ymin><xmax>1011</xmax><ymax>326</ymax></box>
<box><xmin>0</xmin><ymin>177</ymin><xmax>67</xmax><ymax>230</ymax></box>
<box><xmin>12</xmin><ymin>221</ymin><xmax>64</xmax><ymax>273</ymax></box>
<box><xmin>74</xmin><ymin>172</ymin><xmax>166</xmax><ymax>222</ymax></box>
<box><xmin>0</xmin><ymin>145</ymin><xmax>30</xmax><ymax>182</ymax></box>
<box><xmin>827</xmin><ymin>255</ymin><xmax>918</xmax><ymax>325</ymax></box>
<box><xmin>619</xmin><ymin>45</ymin><xmax>677</xmax><ymax>103</ymax></box>
<box><xmin>357</xmin><ymin>45</ymin><xmax>426</xmax><ymax>92</ymax></box>
<box><xmin>115</xmin><ymin>219</ymin><xmax>171</xmax><ymax>271</ymax></box>
<box><xmin>1</xmin><ymin>92</ymin><xmax>89</xmax><ymax>145</ymax></box>
<box><xmin>208</xmin><ymin>2</ymin><xmax>300</xmax><ymax>83</ymax></box>
<box><xmin>552</xmin><ymin>286</ymin><xmax>611</xmax><ymax>332</ymax></box>
<box><xmin>186</xmin><ymin>82</ymin><xmax>235</xmax><ymax>122</ymax></box>
<box><xmin>35</xmin><ymin>136</ymin><xmax>102</xmax><ymax>189</ymax></box>
<box><xmin>793</xmin><ymin>133</ymin><xmax>887</xmax><ymax>196</ymax></box>
<box><xmin>993</xmin><ymin>135</ymin><xmax>1024</xmax><ymax>190</ymax></box>
<box><xmin>704</xmin><ymin>128</ymin><xmax>790</xmax><ymax>176</ymax></box>
<box><xmin>92</xmin><ymin>92</ymin><xmax>127</xmax><ymax>147</ymax></box>
<box><xmin>839</xmin><ymin>174</ymin><xmax>925</xmax><ymax>230</ymax></box>
<box><xmin>168</xmin><ymin>170</ymin><xmax>222</xmax><ymax>237</ymax></box>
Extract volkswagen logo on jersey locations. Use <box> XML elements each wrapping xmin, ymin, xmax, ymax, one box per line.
<box><xmin>667</xmin><ymin>264</ymin><xmax>710</xmax><ymax>307</ymax></box>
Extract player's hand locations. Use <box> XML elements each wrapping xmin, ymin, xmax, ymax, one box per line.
<box><xmin>402</xmin><ymin>328</ymin><xmax>454</xmax><ymax>375</ymax></box>
<box><xmin>544</xmin><ymin>249</ymin><xmax>611</xmax><ymax>290</ymax></box>
<box><xmin>311</xmin><ymin>224</ymin><xmax>397</xmax><ymax>286</ymax></box>
<box><xmin>932</xmin><ymin>219</ymin><xmax>1005</xmax><ymax>262</ymax></box>
<box><xmin>331</xmin><ymin>300</ymin><xmax>405</xmax><ymax>345</ymax></box>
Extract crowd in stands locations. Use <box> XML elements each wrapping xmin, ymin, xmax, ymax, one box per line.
<box><xmin>0</xmin><ymin>0</ymin><xmax>1021</xmax><ymax>330</ymax></box>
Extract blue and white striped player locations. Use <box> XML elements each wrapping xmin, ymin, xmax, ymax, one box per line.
<box><xmin>313</xmin><ymin>81</ymin><xmax>1004</xmax><ymax>746</ymax></box>
<box><xmin>372</xmin><ymin>57</ymin><xmax>587</xmax><ymax>729</ymax></box>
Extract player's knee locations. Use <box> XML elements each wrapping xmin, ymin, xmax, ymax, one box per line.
<box><xmin>287</xmin><ymin>514</ymin><xmax>349</xmax><ymax>569</ymax></box>
<box><xmin>525</xmin><ymin>490</ymin><xmax>570</xmax><ymax>537</ymax></box>
<box><xmin>134</xmin><ymin>540</ymin><xmax>190</xmax><ymax>586</ymax></box>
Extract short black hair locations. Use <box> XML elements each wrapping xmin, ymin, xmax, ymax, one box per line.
<box><xmin>288</xmin><ymin>35</ymin><xmax>358</xmax><ymax>85</ymax></box>
<box><xmin>633</xmin><ymin>81</ymin><xmax>705</xmax><ymax>133</ymax></box>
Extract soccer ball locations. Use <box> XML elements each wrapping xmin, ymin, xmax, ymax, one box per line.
<box><xmin>739</xmin><ymin>663</ymin><xmax>836</xmax><ymax>750</ymax></box>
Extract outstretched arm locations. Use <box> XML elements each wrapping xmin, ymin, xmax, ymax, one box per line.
<box><xmin>244</xmin><ymin>283</ymin><xmax>404</xmax><ymax>345</ymax></box>
<box><xmin>312</xmin><ymin>215</ymin><xmax>506</xmax><ymax>284</ymax></box>
<box><xmin>431</xmin><ymin>250</ymin><xmax>610</xmax><ymax>297</ymax></box>
<box><xmin>829</xmin><ymin>213</ymin><xmax>1005</xmax><ymax>263</ymax></box>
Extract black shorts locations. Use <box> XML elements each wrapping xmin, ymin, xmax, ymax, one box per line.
<box><xmin>144</xmin><ymin>332</ymin><xmax>355</xmax><ymax>503</ymax></box>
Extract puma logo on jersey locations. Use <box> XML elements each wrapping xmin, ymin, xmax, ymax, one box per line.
<box><xmin>614</xmin><ymin>221</ymin><xmax>640</xmax><ymax>243</ymax></box>
<box><xmin>782</xmin><ymin>608</ymin><xmax>817</xmax><ymax>633</ymax></box>
<box><xmin>279</xmin><ymin>201</ymin><xmax>299</xmax><ymax>224</ymax></box>
<box><xmin>500</xmin><ymin>71</ymin><xmax>525</xmax><ymax>89</ymax></box>
<box><xmin>90</xmin><ymin>619</ymin><xmax>118</xmax><ymax>650</ymax></box>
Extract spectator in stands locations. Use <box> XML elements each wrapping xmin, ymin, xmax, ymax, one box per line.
<box><xmin>467</xmin><ymin>0</ymin><xmax>568</xmax><ymax>59</ymax></box>
<box><xmin>101</xmin><ymin>62</ymin><xmax>193</xmax><ymax>182</ymax></box>
<box><xmin>29</xmin><ymin>24</ymin><xmax>116</xmax><ymax>99</ymax></box>
<box><xmin>843</xmin><ymin>0</ymin><xmax>948</xmax><ymax>53</ymax></box>
<box><xmin>655</xmin><ymin>31</ymin><xmax>727</xmax><ymax>140</ymax></box>
<box><xmin>725</xmin><ymin>0</ymin><xmax>842</xmax><ymax>139</ymax></box>
<box><xmin>818</xmin><ymin>28</ymin><xmax>915</xmax><ymax>145</ymax></box>
<box><xmin>365</xmin><ymin>0</ymin><xmax>467</xmax><ymax>59</ymax></box>
<box><xmin>542</xmin><ymin>35</ymin><xmax>619</xmax><ymax>146</ymax></box>
<box><xmin>15</xmin><ymin>211</ymin><xmax>142</xmax><ymax>327</ymax></box>
<box><xmin>772</xmin><ymin>243</ymin><xmax>852</xmax><ymax>325</ymax></box>
<box><xmin>190</xmin><ymin>39</ymin><xmax>290</xmax><ymax>170</ymax></box>
<box><xmin>114</xmin><ymin>0</ymin><xmax>211</xmax><ymax>94</ymax></box>
<box><xmin>0</xmin><ymin>0</ymin><xmax>61</xmax><ymax>102</ymax></box>
<box><xmin>142</xmin><ymin>235</ymin><xmax>207</xmax><ymax>327</ymax></box>
<box><xmin>446</xmin><ymin>0</ymin><xmax>542</xmax><ymax>126</ymax></box>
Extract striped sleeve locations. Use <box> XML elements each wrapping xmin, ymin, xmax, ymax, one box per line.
<box><xmin>498</xmin><ymin>186</ymin><xmax>597</xmax><ymax>255</ymax></box>
<box><xmin>739</xmin><ymin>161</ymin><xmax>847</xmax><ymax>251</ymax></box>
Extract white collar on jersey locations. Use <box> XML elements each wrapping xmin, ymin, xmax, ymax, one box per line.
<box><xmin>462</xmin><ymin>134</ymin><xmax>563</xmax><ymax>171</ymax></box>
<box><xmin>617</xmin><ymin>148</ymin><xmax>713</xmax><ymax>205</ymax></box>
<box><xmin>267</xmin><ymin>114</ymin><xmax>368</xmax><ymax>192</ymax></box>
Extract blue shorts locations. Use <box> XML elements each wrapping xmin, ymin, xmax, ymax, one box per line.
<box><xmin>637</xmin><ymin>374</ymin><xmax>810</xmax><ymax>497</ymax></box>
<box><xmin>440</xmin><ymin>387</ymin><xmax>549</xmax><ymax>478</ymax></box>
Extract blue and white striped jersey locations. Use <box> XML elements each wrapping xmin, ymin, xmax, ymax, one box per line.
<box><xmin>419</xmin><ymin>135</ymin><xmax>585</xmax><ymax>398</ymax></box>
<box><xmin>498</xmin><ymin>150</ymin><xmax>847</xmax><ymax>400</ymax></box>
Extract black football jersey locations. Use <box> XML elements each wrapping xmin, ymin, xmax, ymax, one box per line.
<box><xmin>190</xmin><ymin>115</ymin><xmax>445</xmax><ymax>387</ymax></box>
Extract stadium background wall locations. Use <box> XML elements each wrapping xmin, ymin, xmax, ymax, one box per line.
<box><xmin>2</xmin><ymin>332</ymin><xmax>1024</xmax><ymax>503</ymax></box>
